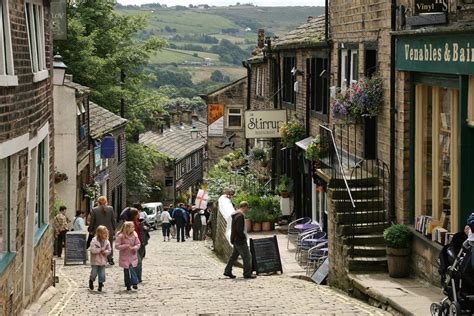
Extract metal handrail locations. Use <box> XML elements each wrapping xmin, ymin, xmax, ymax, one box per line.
<box><xmin>320</xmin><ymin>124</ymin><xmax>356</xmax><ymax>208</ymax></box>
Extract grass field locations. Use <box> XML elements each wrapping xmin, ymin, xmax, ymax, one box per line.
<box><xmin>181</xmin><ymin>66</ymin><xmax>246</xmax><ymax>84</ymax></box>
<box><xmin>150</xmin><ymin>48</ymin><xmax>203</xmax><ymax>64</ymax></box>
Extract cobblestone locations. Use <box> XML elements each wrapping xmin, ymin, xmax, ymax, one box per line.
<box><xmin>39</xmin><ymin>230</ymin><xmax>388</xmax><ymax>315</ymax></box>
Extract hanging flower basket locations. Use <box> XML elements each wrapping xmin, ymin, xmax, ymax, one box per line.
<box><xmin>331</xmin><ymin>75</ymin><xmax>384</xmax><ymax>122</ymax></box>
<box><xmin>279</xmin><ymin>119</ymin><xmax>305</xmax><ymax>148</ymax></box>
<box><xmin>54</xmin><ymin>171</ymin><xmax>68</xmax><ymax>184</ymax></box>
<box><xmin>305</xmin><ymin>135</ymin><xmax>321</xmax><ymax>161</ymax></box>
<box><xmin>82</xmin><ymin>183</ymin><xmax>100</xmax><ymax>200</ymax></box>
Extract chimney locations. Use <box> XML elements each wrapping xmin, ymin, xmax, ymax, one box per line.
<box><xmin>192</xmin><ymin>112</ymin><xmax>199</xmax><ymax>122</ymax></box>
<box><xmin>160</xmin><ymin>124</ymin><xmax>164</xmax><ymax>134</ymax></box>
<box><xmin>164</xmin><ymin>115</ymin><xmax>171</xmax><ymax>128</ymax></box>
<box><xmin>65</xmin><ymin>74</ymin><xmax>73</xmax><ymax>82</ymax></box>
<box><xmin>183</xmin><ymin>110</ymin><xmax>192</xmax><ymax>124</ymax></box>
<box><xmin>307</xmin><ymin>16</ymin><xmax>314</xmax><ymax>22</ymax></box>
<box><xmin>257</xmin><ymin>29</ymin><xmax>265</xmax><ymax>49</ymax></box>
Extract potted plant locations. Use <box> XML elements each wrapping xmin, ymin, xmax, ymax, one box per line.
<box><xmin>277</xmin><ymin>175</ymin><xmax>293</xmax><ymax>198</ymax></box>
<box><xmin>252</xmin><ymin>147</ymin><xmax>268</xmax><ymax>167</ymax></box>
<box><xmin>305</xmin><ymin>135</ymin><xmax>321</xmax><ymax>161</ymax></box>
<box><xmin>279</xmin><ymin>119</ymin><xmax>305</xmax><ymax>148</ymax></box>
<box><xmin>383</xmin><ymin>224</ymin><xmax>413</xmax><ymax>278</ymax></box>
<box><xmin>249</xmin><ymin>208</ymin><xmax>263</xmax><ymax>232</ymax></box>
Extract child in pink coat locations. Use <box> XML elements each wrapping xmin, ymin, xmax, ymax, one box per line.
<box><xmin>115</xmin><ymin>221</ymin><xmax>141</xmax><ymax>291</ymax></box>
<box><xmin>89</xmin><ymin>225</ymin><xmax>111</xmax><ymax>291</ymax></box>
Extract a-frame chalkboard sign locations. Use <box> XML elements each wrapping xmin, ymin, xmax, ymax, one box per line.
<box><xmin>249</xmin><ymin>236</ymin><xmax>283</xmax><ymax>275</ymax></box>
<box><xmin>64</xmin><ymin>232</ymin><xmax>88</xmax><ymax>265</ymax></box>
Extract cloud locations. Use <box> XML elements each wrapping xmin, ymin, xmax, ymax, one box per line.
<box><xmin>117</xmin><ymin>0</ymin><xmax>325</xmax><ymax>6</ymax></box>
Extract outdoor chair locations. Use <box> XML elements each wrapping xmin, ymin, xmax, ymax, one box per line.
<box><xmin>294</xmin><ymin>228</ymin><xmax>320</xmax><ymax>258</ymax></box>
<box><xmin>296</xmin><ymin>231</ymin><xmax>327</xmax><ymax>263</ymax></box>
<box><xmin>287</xmin><ymin>217</ymin><xmax>312</xmax><ymax>249</ymax></box>
<box><xmin>305</xmin><ymin>242</ymin><xmax>329</xmax><ymax>276</ymax></box>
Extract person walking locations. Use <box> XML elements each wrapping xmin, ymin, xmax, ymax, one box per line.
<box><xmin>169</xmin><ymin>204</ymin><xmax>177</xmax><ymax>239</ymax></box>
<box><xmin>197</xmin><ymin>209</ymin><xmax>208</xmax><ymax>241</ymax></box>
<box><xmin>89</xmin><ymin>196</ymin><xmax>116</xmax><ymax>265</ymax></box>
<box><xmin>192</xmin><ymin>208</ymin><xmax>201</xmax><ymax>241</ymax></box>
<box><xmin>224</xmin><ymin>201</ymin><xmax>256</xmax><ymax>279</ymax></box>
<box><xmin>161</xmin><ymin>207</ymin><xmax>172</xmax><ymax>241</ymax></box>
<box><xmin>54</xmin><ymin>205</ymin><xmax>70</xmax><ymax>258</ymax></box>
<box><xmin>115</xmin><ymin>221</ymin><xmax>141</xmax><ymax>291</ymax></box>
<box><xmin>185</xmin><ymin>205</ymin><xmax>193</xmax><ymax>238</ymax></box>
<box><xmin>173</xmin><ymin>203</ymin><xmax>188</xmax><ymax>242</ymax></box>
<box><xmin>130</xmin><ymin>208</ymin><xmax>147</xmax><ymax>283</ymax></box>
<box><xmin>72</xmin><ymin>210</ymin><xmax>86</xmax><ymax>231</ymax></box>
<box><xmin>89</xmin><ymin>225</ymin><xmax>111</xmax><ymax>292</ymax></box>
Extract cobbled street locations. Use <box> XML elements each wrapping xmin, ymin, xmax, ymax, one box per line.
<box><xmin>40</xmin><ymin>230</ymin><xmax>387</xmax><ymax>315</ymax></box>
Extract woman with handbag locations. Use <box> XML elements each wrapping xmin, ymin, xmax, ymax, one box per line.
<box><xmin>115</xmin><ymin>221</ymin><xmax>141</xmax><ymax>291</ymax></box>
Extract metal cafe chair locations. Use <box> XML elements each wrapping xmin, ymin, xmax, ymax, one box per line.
<box><xmin>294</xmin><ymin>228</ymin><xmax>320</xmax><ymax>261</ymax></box>
<box><xmin>296</xmin><ymin>231</ymin><xmax>327</xmax><ymax>263</ymax></box>
<box><xmin>287</xmin><ymin>217</ymin><xmax>312</xmax><ymax>249</ymax></box>
<box><xmin>305</xmin><ymin>242</ymin><xmax>329</xmax><ymax>276</ymax></box>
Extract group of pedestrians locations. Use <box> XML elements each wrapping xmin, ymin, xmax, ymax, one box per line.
<box><xmin>160</xmin><ymin>203</ymin><xmax>210</xmax><ymax>242</ymax></box>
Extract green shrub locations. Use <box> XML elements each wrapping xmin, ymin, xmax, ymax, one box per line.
<box><xmin>383</xmin><ymin>224</ymin><xmax>412</xmax><ymax>248</ymax></box>
<box><xmin>251</xmin><ymin>147</ymin><xmax>266</xmax><ymax>161</ymax></box>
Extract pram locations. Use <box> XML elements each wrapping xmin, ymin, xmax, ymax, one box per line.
<box><xmin>431</xmin><ymin>232</ymin><xmax>474</xmax><ymax>315</ymax></box>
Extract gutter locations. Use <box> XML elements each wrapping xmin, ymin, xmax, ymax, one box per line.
<box><xmin>389</xmin><ymin>0</ymin><xmax>397</xmax><ymax>223</ymax></box>
<box><xmin>242</xmin><ymin>60</ymin><xmax>252</xmax><ymax>155</ymax></box>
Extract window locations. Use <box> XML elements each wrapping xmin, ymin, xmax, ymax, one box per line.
<box><xmin>35</xmin><ymin>140</ymin><xmax>45</xmax><ymax>230</ymax></box>
<box><xmin>365</xmin><ymin>49</ymin><xmax>377</xmax><ymax>77</ymax></box>
<box><xmin>25</xmin><ymin>0</ymin><xmax>48</xmax><ymax>82</ymax></box>
<box><xmin>165</xmin><ymin>177</ymin><xmax>173</xmax><ymax>187</ymax></box>
<box><xmin>227</xmin><ymin>108</ymin><xmax>242</xmax><ymax>128</ymax></box>
<box><xmin>283</xmin><ymin>56</ymin><xmax>296</xmax><ymax>104</ymax></box>
<box><xmin>256</xmin><ymin>66</ymin><xmax>265</xmax><ymax>97</ymax></box>
<box><xmin>0</xmin><ymin>0</ymin><xmax>16</xmax><ymax>86</ymax></box>
<box><xmin>308</xmin><ymin>57</ymin><xmax>329</xmax><ymax>115</ymax></box>
<box><xmin>117</xmin><ymin>135</ymin><xmax>123</xmax><ymax>163</ymax></box>
<box><xmin>340</xmin><ymin>49</ymin><xmax>359</xmax><ymax>90</ymax></box>
<box><xmin>0</xmin><ymin>157</ymin><xmax>11</xmax><ymax>259</ymax></box>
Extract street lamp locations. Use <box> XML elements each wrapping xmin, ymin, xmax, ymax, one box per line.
<box><xmin>190</xmin><ymin>126</ymin><xmax>198</xmax><ymax>139</ymax></box>
<box><xmin>53</xmin><ymin>54</ymin><xmax>67</xmax><ymax>85</ymax></box>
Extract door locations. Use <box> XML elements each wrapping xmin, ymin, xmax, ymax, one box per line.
<box><xmin>414</xmin><ymin>84</ymin><xmax>459</xmax><ymax>233</ymax></box>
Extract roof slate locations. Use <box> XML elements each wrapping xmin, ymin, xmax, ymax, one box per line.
<box><xmin>139</xmin><ymin>120</ymin><xmax>207</xmax><ymax>161</ymax></box>
<box><xmin>273</xmin><ymin>15</ymin><xmax>326</xmax><ymax>50</ymax></box>
<box><xmin>89</xmin><ymin>102</ymin><xmax>127</xmax><ymax>139</ymax></box>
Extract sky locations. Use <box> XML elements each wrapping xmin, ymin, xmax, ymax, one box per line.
<box><xmin>117</xmin><ymin>0</ymin><xmax>324</xmax><ymax>7</ymax></box>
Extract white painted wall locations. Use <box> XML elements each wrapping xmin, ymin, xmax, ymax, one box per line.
<box><xmin>53</xmin><ymin>85</ymin><xmax>78</xmax><ymax>220</ymax></box>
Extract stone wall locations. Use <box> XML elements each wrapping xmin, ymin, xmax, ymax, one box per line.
<box><xmin>0</xmin><ymin>0</ymin><xmax>55</xmax><ymax>313</ymax></box>
<box><xmin>211</xmin><ymin>206</ymin><xmax>233</xmax><ymax>261</ymax></box>
<box><xmin>410</xmin><ymin>233</ymin><xmax>442</xmax><ymax>286</ymax></box>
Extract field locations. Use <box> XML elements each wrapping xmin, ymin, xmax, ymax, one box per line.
<box><xmin>180</xmin><ymin>66</ymin><xmax>247</xmax><ymax>84</ymax></box>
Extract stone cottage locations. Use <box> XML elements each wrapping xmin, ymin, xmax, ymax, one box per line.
<box><xmin>0</xmin><ymin>0</ymin><xmax>55</xmax><ymax>313</ymax></box>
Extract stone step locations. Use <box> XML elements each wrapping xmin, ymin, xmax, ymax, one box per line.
<box><xmin>339</xmin><ymin>222</ymin><xmax>389</xmax><ymax>235</ymax></box>
<box><xmin>344</xmin><ymin>234</ymin><xmax>385</xmax><ymax>246</ymax></box>
<box><xmin>329</xmin><ymin>177</ymin><xmax>379</xmax><ymax>189</ymax></box>
<box><xmin>345</xmin><ymin>245</ymin><xmax>387</xmax><ymax>257</ymax></box>
<box><xmin>334</xmin><ymin>199</ymin><xmax>385</xmax><ymax>212</ymax></box>
<box><xmin>330</xmin><ymin>187</ymin><xmax>381</xmax><ymax>200</ymax></box>
<box><xmin>337</xmin><ymin>210</ymin><xmax>388</xmax><ymax>225</ymax></box>
<box><xmin>348</xmin><ymin>256</ymin><xmax>388</xmax><ymax>272</ymax></box>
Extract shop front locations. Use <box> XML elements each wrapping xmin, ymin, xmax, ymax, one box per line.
<box><xmin>396</xmin><ymin>31</ymin><xmax>474</xmax><ymax>283</ymax></box>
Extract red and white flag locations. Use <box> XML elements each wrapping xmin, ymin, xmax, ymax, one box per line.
<box><xmin>194</xmin><ymin>189</ymin><xmax>209</xmax><ymax>210</ymax></box>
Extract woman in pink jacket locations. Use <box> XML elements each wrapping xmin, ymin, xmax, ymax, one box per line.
<box><xmin>89</xmin><ymin>225</ymin><xmax>111</xmax><ymax>292</ymax></box>
<box><xmin>115</xmin><ymin>221</ymin><xmax>141</xmax><ymax>291</ymax></box>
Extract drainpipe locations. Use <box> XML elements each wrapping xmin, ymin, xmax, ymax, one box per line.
<box><xmin>242</xmin><ymin>60</ymin><xmax>251</xmax><ymax>155</ymax></box>
<box><xmin>389</xmin><ymin>0</ymin><xmax>397</xmax><ymax>223</ymax></box>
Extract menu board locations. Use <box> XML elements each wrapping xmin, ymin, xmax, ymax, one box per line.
<box><xmin>250</xmin><ymin>236</ymin><xmax>283</xmax><ymax>275</ymax></box>
<box><xmin>64</xmin><ymin>232</ymin><xmax>88</xmax><ymax>265</ymax></box>
<box><xmin>311</xmin><ymin>258</ymin><xmax>329</xmax><ymax>285</ymax></box>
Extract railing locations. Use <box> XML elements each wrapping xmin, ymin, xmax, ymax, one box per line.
<box><xmin>319</xmin><ymin>124</ymin><xmax>355</xmax><ymax>208</ymax></box>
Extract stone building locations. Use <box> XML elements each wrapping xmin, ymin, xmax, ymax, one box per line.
<box><xmin>139</xmin><ymin>112</ymin><xmax>207</xmax><ymax>205</ymax></box>
<box><xmin>88</xmin><ymin>102</ymin><xmax>127</xmax><ymax>219</ymax></box>
<box><xmin>393</xmin><ymin>0</ymin><xmax>474</xmax><ymax>286</ymax></box>
<box><xmin>0</xmin><ymin>0</ymin><xmax>55</xmax><ymax>313</ymax></box>
<box><xmin>201</xmin><ymin>78</ymin><xmax>247</xmax><ymax>168</ymax></box>
<box><xmin>53</xmin><ymin>77</ymin><xmax>91</xmax><ymax>220</ymax></box>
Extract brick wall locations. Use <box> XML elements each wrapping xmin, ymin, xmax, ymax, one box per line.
<box><xmin>0</xmin><ymin>0</ymin><xmax>55</xmax><ymax>312</ymax></box>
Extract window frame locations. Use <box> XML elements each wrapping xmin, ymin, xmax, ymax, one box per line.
<box><xmin>308</xmin><ymin>56</ymin><xmax>329</xmax><ymax>118</ymax></box>
<box><xmin>340</xmin><ymin>48</ymin><xmax>359</xmax><ymax>90</ymax></box>
<box><xmin>256</xmin><ymin>66</ymin><xmax>265</xmax><ymax>97</ymax></box>
<box><xmin>226</xmin><ymin>107</ymin><xmax>243</xmax><ymax>129</ymax></box>
<box><xmin>0</xmin><ymin>0</ymin><xmax>17</xmax><ymax>86</ymax></box>
<box><xmin>282</xmin><ymin>56</ymin><xmax>296</xmax><ymax>106</ymax></box>
<box><xmin>25</xmin><ymin>0</ymin><xmax>48</xmax><ymax>83</ymax></box>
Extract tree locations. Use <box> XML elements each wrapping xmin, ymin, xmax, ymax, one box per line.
<box><xmin>210</xmin><ymin>70</ymin><xmax>224</xmax><ymax>82</ymax></box>
<box><xmin>54</xmin><ymin>0</ymin><xmax>166</xmax><ymax>115</ymax></box>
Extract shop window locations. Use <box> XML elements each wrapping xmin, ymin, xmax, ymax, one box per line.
<box><xmin>308</xmin><ymin>57</ymin><xmax>329</xmax><ymax>115</ymax></box>
<box><xmin>282</xmin><ymin>56</ymin><xmax>296</xmax><ymax>104</ymax></box>
<box><xmin>35</xmin><ymin>140</ymin><xmax>46</xmax><ymax>230</ymax></box>
<box><xmin>365</xmin><ymin>49</ymin><xmax>377</xmax><ymax>77</ymax></box>
<box><xmin>0</xmin><ymin>0</ymin><xmax>17</xmax><ymax>86</ymax></box>
<box><xmin>227</xmin><ymin>108</ymin><xmax>242</xmax><ymax>128</ymax></box>
<box><xmin>415</xmin><ymin>85</ymin><xmax>459</xmax><ymax>235</ymax></box>
<box><xmin>340</xmin><ymin>49</ymin><xmax>359</xmax><ymax>90</ymax></box>
<box><xmin>25</xmin><ymin>0</ymin><xmax>48</xmax><ymax>82</ymax></box>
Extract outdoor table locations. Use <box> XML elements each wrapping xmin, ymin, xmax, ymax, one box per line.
<box><xmin>294</xmin><ymin>223</ymin><xmax>319</xmax><ymax>232</ymax></box>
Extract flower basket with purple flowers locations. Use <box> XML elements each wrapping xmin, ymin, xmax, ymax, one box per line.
<box><xmin>331</xmin><ymin>75</ymin><xmax>384</xmax><ymax>121</ymax></box>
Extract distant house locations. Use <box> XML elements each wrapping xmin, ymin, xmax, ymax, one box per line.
<box><xmin>139</xmin><ymin>111</ymin><xmax>207</xmax><ymax>205</ymax></box>
<box><xmin>89</xmin><ymin>103</ymin><xmax>127</xmax><ymax>218</ymax></box>
<box><xmin>53</xmin><ymin>77</ymin><xmax>92</xmax><ymax>219</ymax></box>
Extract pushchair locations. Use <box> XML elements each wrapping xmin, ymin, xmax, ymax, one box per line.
<box><xmin>431</xmin><ymin>232</ymin><xmax>474</xmax><ymax>315</ymax></box>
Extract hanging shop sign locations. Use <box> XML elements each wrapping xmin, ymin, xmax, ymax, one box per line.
<box><xmin>414</xmin><ymin>0</ymin><xmax>448</xmax><ymax>15</ymax></box>
<box><xmin>245</xmin><ymin>110</ymin><xmax>287</xmax><ymax>139</ymax></box>
<box><xmin>208</xmin><ymin>104</ymin><xmax>225</xmax><ymax>136</ymax></box>
<box><xmin>101</xmin><ymin>136</ymin><xmax>115</xmax><ymax>159</ymax></box>
<box><xmin>51</xmin><ymin>0</ymin><xmax>67</xmax><ymax>40</ymax></box>
<box><xmin>396</xmin><ymin>34</ymin><xmax>474</xmax><ymax>75</ymax></box>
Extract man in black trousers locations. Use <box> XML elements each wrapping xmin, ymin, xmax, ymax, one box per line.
<box><xmin>224</xmin><ymin>201</ymin><xmax>256</xmax><ymax>279</ymax></box>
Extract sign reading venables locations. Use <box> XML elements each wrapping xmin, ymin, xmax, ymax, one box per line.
<box><xmin>396</xmin><ymin>34</ymin><xmax>474</xmax><ymax>75</ymax></box>
<box><xmin>414</xmin><ymin>0</ymin><xmax>448</xmax><ymax>15</ymax></box>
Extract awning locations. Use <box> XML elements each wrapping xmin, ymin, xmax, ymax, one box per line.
<box><xmin>295</xmin><ymin>136</ymin><xmax>313</xmax><ymax>151</ymax></box>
